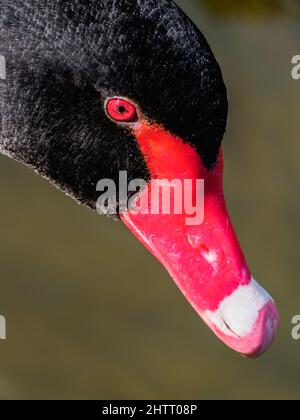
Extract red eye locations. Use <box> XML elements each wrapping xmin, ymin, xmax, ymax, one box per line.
<box><xmin>106</xmin><ymin>98</ymin><xmax>138</xmax><ymax>123</ymax></box>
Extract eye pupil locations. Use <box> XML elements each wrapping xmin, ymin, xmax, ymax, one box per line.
<box><xmin>106</xmin><ymin>98</ymin><xmax>137</xmax><ymax>123</ymax></box>
<box><xmin>118</xmin><ymin>106</ymin><xmax>126</xmax><ymax>114</ymax></box>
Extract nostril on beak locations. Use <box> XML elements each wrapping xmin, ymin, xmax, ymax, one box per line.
<box><xmin>188</xmin><ymin>237</ymin><xmax>218</xmax><ymax>266</ymax></box>
<box><xmin>199</xmin><ymin>244</ymin><xmax>210</xmax><ymax>254</ymax></box>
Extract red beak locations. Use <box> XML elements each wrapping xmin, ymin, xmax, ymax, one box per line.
<box><xmin>121</xmin><ymin>121</ymin><xmax>279</xmax><ymax>357</ymax></box>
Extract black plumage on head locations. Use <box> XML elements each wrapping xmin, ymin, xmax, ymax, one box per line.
<box><xmin>0</xmin><ymin>0</ymin><xmax>228</xmax><ymax>211</ymax></box>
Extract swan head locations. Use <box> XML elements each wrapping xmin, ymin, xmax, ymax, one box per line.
<box><xmin>0</xmin><ymin>0</ymin><xmax>278</xmax><ymax>356</ymax></box>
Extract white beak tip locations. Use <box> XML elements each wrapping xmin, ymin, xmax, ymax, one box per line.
<box><xmin>203</xmin><ymin>279</ymin><xmax>279</xmax><ymax>357</ymax></box>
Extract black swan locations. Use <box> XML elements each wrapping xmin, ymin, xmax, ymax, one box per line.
<box><xmin>0</xmin><ymin>0</ymin><xmax>279</xmax><ymax>356</ymax></box>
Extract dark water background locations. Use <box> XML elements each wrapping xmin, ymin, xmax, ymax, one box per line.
<box><xmin>0</xmin><ymin>0</ymin><xmax>300</xmax><ymax>399</ymax></box>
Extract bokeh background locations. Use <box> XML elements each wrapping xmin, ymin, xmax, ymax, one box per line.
<box><xmin>0</xmin><ymin>0</ymin><xmax>300</xmax><ymax>400</ymax></box>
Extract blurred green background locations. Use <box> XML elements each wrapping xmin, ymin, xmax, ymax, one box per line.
<box><xmin>0</xmin><ymin>0</ymin><xmax>300</xmax><ymax>400</ymax></box>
